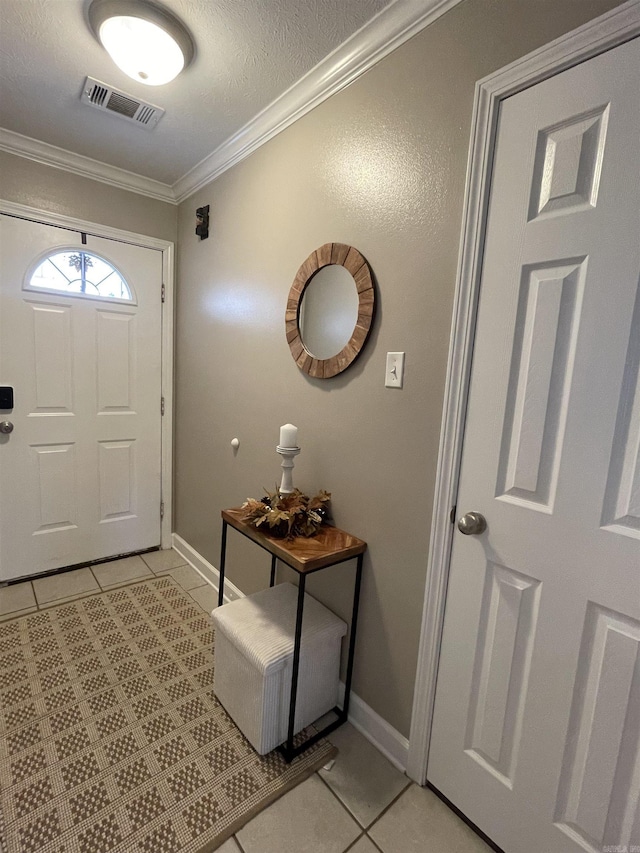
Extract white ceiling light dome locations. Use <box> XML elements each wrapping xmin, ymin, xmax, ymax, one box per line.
<box><xmin>88</xmin><ymin>0</ymin><xmax>195</xmax><ymax>86</ymax></box>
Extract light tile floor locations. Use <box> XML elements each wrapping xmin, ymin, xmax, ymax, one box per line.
<box><xmin>0</xmin><ymin>549</ymin><xmax>494</xmax><ymax>853</ymax></box>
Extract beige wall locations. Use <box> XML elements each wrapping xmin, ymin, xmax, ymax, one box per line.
<box><xmin>175</xmin><ymin>0</ymin><xmax>621</xmax><ymax>737</ymax></box>
<box><xmin>0</xmin><ymin>150</ymin><xmax>177</xmax><ymax>243</ymax></box>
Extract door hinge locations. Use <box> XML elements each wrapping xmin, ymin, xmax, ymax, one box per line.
<box><xmin>161</xmin><ymin>397</ymin><xmax>165</xmax><ymax>416</ymax></box>
<box><xmin>161</xmin><ymin>283</ymin><xmax>165</xmax><ymax>303</ymax></box>
<box><xmin>450</xmin><ymin>505</ymin><xmax>457</xmax><ymax>524</ymax></box>
<box><xmin>160</xmin><ymin>501</ymin><xmax>165</xmax><ymax>520</ymax></box>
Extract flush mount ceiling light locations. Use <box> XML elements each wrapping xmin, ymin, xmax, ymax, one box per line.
<box><xmin>88</xmin><ymin>0</ymin><xmax>194</xmax><ymax>86</ymax></box>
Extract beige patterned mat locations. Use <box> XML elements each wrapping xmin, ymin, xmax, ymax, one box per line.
<box><xmin>0</xmin><ymin>576</ymin><xmax>336</xmax><ymax>853</ymax></box>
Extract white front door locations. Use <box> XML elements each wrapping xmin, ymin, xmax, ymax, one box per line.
<box><xmin>0</xmin><ymin>215</ymin><xmax>163</xmax><ymax>580</ymax></box>
<box><xmin>428</xmin><ymin>37</ymin><xmax>640</xmax><ymax>853</ymax></box>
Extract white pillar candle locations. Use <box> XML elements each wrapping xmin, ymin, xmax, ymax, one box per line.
<box><xmin>279</xmin><ymin>423</ymin><xmax>298</xmax><ymax>447</ymax></box>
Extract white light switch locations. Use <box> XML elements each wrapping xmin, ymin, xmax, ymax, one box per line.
<box><xmin>385</xmin><ymin>352</ymin><xmax>405</xmax><ymax>388</ymax></box>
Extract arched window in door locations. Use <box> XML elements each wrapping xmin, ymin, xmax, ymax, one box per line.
<box><xmin>26</xmin><ymin>250</ymin><xmax>134</xmax><ymax>302</ymax></box>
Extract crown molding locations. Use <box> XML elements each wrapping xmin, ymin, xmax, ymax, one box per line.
<box><xmin>1</xmin><ymin>0</ymin><xmax>462</xmax><ymax>205</ymax></box>
<box><xmin>172</xmin><ymin>0</ymin><xmax>461</xmax><ymax>202</ymax></box>
<box><xmin>0</xmin><ymin>128</ymin><xmax>177</xmax><ymax>204</ymax></box>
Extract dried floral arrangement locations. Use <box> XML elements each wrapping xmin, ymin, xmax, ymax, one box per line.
<box><xmin>241</xmin><ymin>489</ymin><xmax>331</xmax><ymax>538</ymax></box>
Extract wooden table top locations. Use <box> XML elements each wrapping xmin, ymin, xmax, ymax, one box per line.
<box><xmin>221</xmin><ymin>508</ymin><xmax>367</xmax><ymax>573</ymax></box>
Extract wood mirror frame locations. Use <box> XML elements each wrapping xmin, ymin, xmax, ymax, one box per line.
<box><xmin>286</xmin><ymin>243</ymin><xmax>375</xmax><ymax>379</ymax></box>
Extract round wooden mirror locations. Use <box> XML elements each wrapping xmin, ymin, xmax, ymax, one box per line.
<box><xmin>286</xmin><ymin>243</ymin><xmax>375</xmax><ymax>378</ymax></box>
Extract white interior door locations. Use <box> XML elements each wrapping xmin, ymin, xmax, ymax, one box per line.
<box><xmin>0</xmin><ymin>216</ymin><xmax>163</xmax><ymax>580</ymax></box>
<box><xmin>428</xmin><ymin>37</ymin><xmax>640</xmax><ymax>853</ymax></box>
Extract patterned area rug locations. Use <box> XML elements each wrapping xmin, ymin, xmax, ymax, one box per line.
<box><xmin>0</xmin><ymin>576</ymin><xmax>336</xmax><ymax>853</ymax></box>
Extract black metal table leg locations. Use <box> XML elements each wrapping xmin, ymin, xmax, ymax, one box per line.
<box><xmin>269</xmin><ymin>555</ymin><xmax>277</xmax><ymax>587</ymax></box>
<box><xmin>217</xmin><ymin>521</ymin><xmax>228</xmax><ymax>607</ymax></box>
<box><xmin>281</xmin><ymin>574</ymin><xmax>306</xmax><ymax>761</ymax></box>
<box><xmin>341</xmin><ymin>553</ymin><xmax>363</xmax><ymax>719</ymax></box>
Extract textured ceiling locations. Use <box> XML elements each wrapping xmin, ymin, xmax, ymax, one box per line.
<box><xmin>0</xmin><ymin>0</ymin><xmax>390</xmax><ymax>185</ymax></box>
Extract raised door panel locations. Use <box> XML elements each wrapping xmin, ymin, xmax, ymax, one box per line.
<box><xmin>497</xmin><ymin>260</ymin><xmax>586</xmax><ymax>511</ymax></box>
<box><xmin>28</xmin><ymin>302</ymin><xmax>73</xmax><ymax>415</ymax></box>
<box><xmin>30</xmin><ymin>443</ymin><xmax>77</xmax><ymax>534</ymax></box>
<box><xmin>465</xmin><ymin>564</ymin><xmax>541</xmax><ymax>789</ymax></box>
<box><xmin>602</xmin><ymin>282</ymin><xmax>640</xmax><ymax>538</ymax></box>
<box><xmin>528</xmin><ymin>106</ymin><xmax>609</xmax><ymax>220</ymax></box>
<box><xmin>555</xmin><ymin>605</ymin><xmax>640</xmax><ymax>851</ymax></box>
<box><xmin>98</xmin><ymin>440</ymin><xmax>136</xmax><ymax>522</ymax></box>
<box><xmin>96</xmin><ymin>310</ymin><xmax>136</xmax><ymax>413</ymax></box>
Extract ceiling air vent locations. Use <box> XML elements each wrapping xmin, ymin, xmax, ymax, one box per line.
<box><xmin>80</xmin><ymin>77</ymin><xmax>164</xmax><ymax>130</ymax></box>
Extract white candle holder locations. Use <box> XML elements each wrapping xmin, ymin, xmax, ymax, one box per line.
<box><xmin>276</xmin><ymin>445</ymin><xmax>301</xmax><ymax>495</ymax></box>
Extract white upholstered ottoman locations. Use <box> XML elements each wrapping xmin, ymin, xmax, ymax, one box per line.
<box><xmin>211</xmin><ymin>582</ymin><xmax>347</xmax><ymax>755</ymax></box>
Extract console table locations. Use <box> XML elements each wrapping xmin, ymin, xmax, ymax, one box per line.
<box><xmin>217</xmin><ymin>508</ymin><xmax>367</xmax><ymax>761</ymax></box>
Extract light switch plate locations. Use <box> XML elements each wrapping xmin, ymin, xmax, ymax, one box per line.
<box><xmin>385</xmin><ymin>352</ymin><xmax>405</xmax><ymax>388</ymax></box>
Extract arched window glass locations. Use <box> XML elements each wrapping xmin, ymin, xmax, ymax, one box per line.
<box><xmin>28</xmin><ymin>251</ymin><xmax>132</xmax><ymax>301</ymax></box>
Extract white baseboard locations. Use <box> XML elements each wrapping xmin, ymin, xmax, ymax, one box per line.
<box><xmin>170</xmin><ymin>533</ymin><xmax>409</xmax><ymax>773</ymax></box>
<box><xmin>337</xmin><ymin>682</ymin><xmax>409</xmax><ymax>773</ymax></box>
<box><xmin>171</xmin><ymin>533</ymin><xmax>245</xmax><ymax>604</ymax></box>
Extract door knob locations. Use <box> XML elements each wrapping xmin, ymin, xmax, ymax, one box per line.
<box><xmin>457</xmin><ymin>511</ymin><xmax>487</xmax><ymax>535</ymax></box>
<box><xmin>0</xmin><ymin>421</ymin><xmax>14</xmax><ymax>434</ymax></box>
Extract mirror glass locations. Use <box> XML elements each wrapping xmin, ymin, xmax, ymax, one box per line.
<box><xmin>299</xmin><ymin>264</ymin><xmax>359</xmax><ymax>360</ymax></box>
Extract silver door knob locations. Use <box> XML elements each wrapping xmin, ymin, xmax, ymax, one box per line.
<box><xmin>457</xmin><ymin>511</ymin><xmax>487</xmax><ymax>535</ymax></box>
<box><xmin>0</xmin><ymin>421</ymin><xmax>14</xmax><ymax>434</ymax></box>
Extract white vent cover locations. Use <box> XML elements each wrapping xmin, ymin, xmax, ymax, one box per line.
<box><xmin>80</xmin><ymin>77</ymin><xmax>164</xmax><ymax>130</ymax></box>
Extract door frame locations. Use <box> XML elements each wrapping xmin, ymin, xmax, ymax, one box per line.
<box><xmin>406</xmin><ymin>0</ymin><xmax>640</xmax><ymax>785</ymax></box>
<box><xmin>0</xmin><ymin>199</ymin><xmax>175</xmax><ymax>553</ymax></box>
